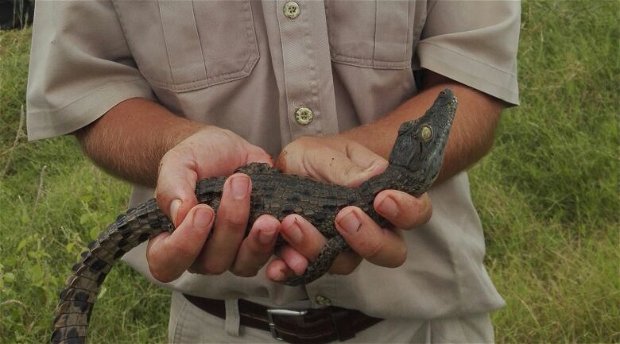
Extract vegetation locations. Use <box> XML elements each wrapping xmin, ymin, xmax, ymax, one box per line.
<box><xmin>472</xmin><ymin>1</ymin><xmax>619</xmax><ymax>341</ymax></box>
<box><xmin>1</xmin><ymin>0</ymin><xmax>618</xmax><ymax>342</ymax></box>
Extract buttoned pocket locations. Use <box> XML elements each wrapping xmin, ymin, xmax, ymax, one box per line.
<box><xmin>113</xmin><ymin>0</ymin><xmax>259</xmax><ymax>92</ymax></box>
<box><xmin>326</xmin><ymin>0</ymin><xmax>424</xmax><ymax>69</ymax></box>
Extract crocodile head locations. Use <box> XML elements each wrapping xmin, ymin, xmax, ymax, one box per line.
<box><xmin>388</xmin><ymin>89</ymin><xmax>457</xmax><ymax>190</ymax></box>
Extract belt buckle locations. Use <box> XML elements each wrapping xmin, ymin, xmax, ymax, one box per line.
<box><xmin>266</xmin><ymin>308</ymin><xmax>308</xmax><ymax>341</ymax></box>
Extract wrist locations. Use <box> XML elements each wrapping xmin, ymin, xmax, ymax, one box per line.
<box><xmin>76</xmin><ymin>98</ymin><xmax>209</xmax><ymax>187</ymax></box>
<box><xmin>160</xmin><ymin>118</ymin><xmax>207</xmax><ymax>154</ymax></box>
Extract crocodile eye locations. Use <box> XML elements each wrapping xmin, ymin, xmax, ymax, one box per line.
<box><xmin>420</xmin><ymin>125</ymin><xmax>433</xmax><ymax>142</ymax></box>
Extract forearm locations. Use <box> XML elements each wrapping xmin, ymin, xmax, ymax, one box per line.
<box><xmin>74</xmin><ymin>98</ymin><xmax>205</xmax><ymax>187</ymax></box>
<box><xmin>342</xmin><ymin>72</ymin><xmax>504</xmax><ymax>182</ymax></box>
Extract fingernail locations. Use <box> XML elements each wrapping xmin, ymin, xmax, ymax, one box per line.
<box><xmin>258</xmin><ymin>227</ymin><xmax>276</xmax><ymax>245</ymax></box>
<box><xmin>337</xmin><ymin>210</ymin><xmax>361</xmax><ymax>234</ymax></box>
<box><xmin>378</xmin><ymin>196</ymin><xmax>399</xmax><ymax>218</ymax></box>
<box><xmin>170</xmin><ymin>199</ymin><xmax>181</xmax><ymax>224</ymax></box>
<box><xmin>284</xmin><ymin>219</ymin><xmax>303</xmax><ymax>244</ymax></box>
<box><xmin>231</xmin><ymin>176</ymin><xmax>250</xmax><ymax>200</ymax></box>
<box><xmin>193</xmin><ymin>207</ymin><xmax>213</xmax><ymax>229</ymax></box>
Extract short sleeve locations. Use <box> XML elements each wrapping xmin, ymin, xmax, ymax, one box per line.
<box><xmin>416</xmin><ymin>0</ymin><xmax>521</xmax><ymax>105</ymax></box>
<box><xmin>26</xmin><ymin>1</ymin><xmax>155</xmax><ymax>140</ymax></box>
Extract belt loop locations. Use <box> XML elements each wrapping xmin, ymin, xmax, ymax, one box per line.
<box><xmin>224</xmin><ymin>299</ymin><xmax>240</xmax><ymax>337</ymax></box>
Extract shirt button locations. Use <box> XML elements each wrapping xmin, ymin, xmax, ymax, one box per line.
<box><xmin>294</xmin><ymin>106</ymin><xmax>314</xmax><ymax>126</ymax></box>
<box><xmin>315</xmin><ymin>295</ymin><xmax>332</xmax><ymax>306</ymax></box>
<box><xmin>283</xmin><ymin>1</ymin><xmax>301</xmax><ymax>20</ymax></box>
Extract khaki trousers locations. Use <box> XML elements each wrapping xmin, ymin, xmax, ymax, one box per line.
<box><xmin>168</xmin><ymin>292</ymin><xmax>495</xmax><ymax>344</ymax></box>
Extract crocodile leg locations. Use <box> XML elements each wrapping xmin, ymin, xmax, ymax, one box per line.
<box><xmin>285</xmin><ymin>235</ymin><xmax>349</xmax><ymax>286</ymax></box>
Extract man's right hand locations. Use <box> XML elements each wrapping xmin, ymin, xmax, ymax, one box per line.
<box><xmin>147</xmin><ymin>126</ymin><xmax>280</xmax><ymax>283</ymax></box>
<box><xmin>76</xmin><ymin>98</ymin><xmax>282</xmax><ymax>283</ymax></box>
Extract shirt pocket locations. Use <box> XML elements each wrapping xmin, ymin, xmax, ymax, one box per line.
<box><xmin>112</xmin><ymin>0</ymin><xmax>259</xmax><ymax>92</ymax></box>
<box><xmin>326</xmin><ymin>0</ymin><xmax>424</xmax><ymax>69</ymax></box>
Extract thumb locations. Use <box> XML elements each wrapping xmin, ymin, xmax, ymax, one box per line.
<box><xmin>155</xmin><ymin>149</ymin><xmax>199</xmax><ymax>226</ymax></box>
<box><xmin>146</xmin><ymin>205</ymin><xmax>214</xmax><ymax>282</ymax></box>
<box><xmin>310</xmin><ymin>144</ymin><xmax>388</xmax><ymax>187</ymax></box>
<box><xmin>276</xmin><ymin>138</ymin><xmax>388</xmax><ymax>187</ymax></box>
<box><xmin>310</xmin><ymin>156</ymin><xmax>387</xmax><ymax>187</ymax></box>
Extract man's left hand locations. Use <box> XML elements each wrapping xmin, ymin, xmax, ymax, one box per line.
<box><xmin>265</xmin><ymin>135</ymin><xmax>432</xmax><ymax>282</ymax></box>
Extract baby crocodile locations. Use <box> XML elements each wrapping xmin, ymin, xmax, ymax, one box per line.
<box><xmin>51</xmin><ymin>89</ymin><xmax>457</xmax><ymax>344</ymax></box>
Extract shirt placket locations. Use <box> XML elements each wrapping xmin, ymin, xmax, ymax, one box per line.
<box><xmin>273</xmin><ymin>0</ymin><xmax>341</xmax><ymax>306</ymax></box>
<box><xmin>275</xmin><ymin>0</ymin><xmax>339</xmax><ymax>140</ymax></box>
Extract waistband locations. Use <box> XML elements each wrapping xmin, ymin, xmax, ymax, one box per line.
<box><xmin>183</xmin><ymin>294</ymin><xmax>383</xmax><ymax>343</ymax></box>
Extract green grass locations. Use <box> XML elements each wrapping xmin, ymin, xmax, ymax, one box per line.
<box><xmin>0</xmin><ymin>30</ymin><xmax>170</xmax><ymax>342</ymax></box>
<box><xmin>470</xmin><ymin>0</ymin><xmax>619</xmax><ymax>341</ymax></box>
<box><xmin>1</xmin><ymin>0</ymin><xmax>618</xmax><ymax>342</ymax></box>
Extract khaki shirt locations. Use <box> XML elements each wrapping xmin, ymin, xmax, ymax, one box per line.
<box><xmin>27</xmin><ymin>0</ymin><xmax>520</xmax><ymax>319</ymax></box>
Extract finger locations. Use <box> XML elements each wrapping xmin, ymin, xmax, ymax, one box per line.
<box><xmin>155</xmin><ymin>148</ymin><xmax>199</xmax><ymax>226</ymax></box>
<box><xmin>310</xmin><ymin>153</ymin><xmax>385</xmax><ymax>187</ymax></box>
<box><xmin>279</xmin><ymin>215</ymin><xmax>327</xmax><ymax>260</ymax></box>
<box><xmin>278</xmin><ymin>246</ymin><xmax>309</xmax><ymax>276</ymax></box>
<box><xmin>344</xmin><ymin>143</ymin><xmax>389</xmax><ymax>178</ymax></box>
<box><xmin>267</xmin><ymin>243</ymin><xmax>363</xmax><ymax>280</ymax></box>
<box><xmin>276</xmin><ymin>138</ymin><xmax>385</xmax><ymax>187</ymax></box>
<box><xmin>191</xmin><ymin>173</ymin><xmax>251</xmax><ymax>274</ymax></box>
<box><xmin>279</xmin><ymin>215</ymin><xmax>364</xmax><ymax>277</ymax></box>
<box><xmin>335</xmin><ymin>206</ymin><xmax>407</xmax><ymax>268</ymax></box>
<box><xmin>265</xmin><ymin>245</ymin><xmax>309</xmax><ymax>281</ymax></box>
<box><xmin>302</xmin><ymin>142</ymin><xmax>387</xmax><ymax>187</ymax></box>
<box><xmin>266</xmin><ymin>258</ymin><xmax>297</xmax><ymax>282</ymax></box>
<box><xmin>374</xmin><ymin>191</ymin><xmax>433</xmax><ymax>229</ymax></box>
<box><xmin>146</xmin><ymin>205</ymin><xmax>214</xmax><ymax>282</ymax></box>
<box><xmin>230</xmin><ymin>215</ymin><xmax>280</xmax><ymax>277</ymax></box>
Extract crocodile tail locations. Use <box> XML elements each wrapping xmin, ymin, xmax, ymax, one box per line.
<box><xmin>51</xmin><ymin>261</ymin><xmax>107</xmax><ymax>344</ymax></box>
<box><xmin>51</xmin><ymin>199</ymin><xmax>172</xmax><ymax>344</ymax></box>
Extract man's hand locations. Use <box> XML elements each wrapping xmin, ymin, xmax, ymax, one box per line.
<box><xmin>265</xmin><ymin>136</ymin><xmax>432</xmax><ymax>282</ymax></box>
<box><xmin>146</xmin><ymin>127</ymin><xmax>281</xmax><ymax>282</ymax></box>
<box><xmin>76</xmin><ymin>98</ymin><xmax>284</xmax><ymax>283</ymax></box>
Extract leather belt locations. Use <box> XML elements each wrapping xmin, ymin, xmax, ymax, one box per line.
<box><xmin>183</xmin><ymin>294</ymin><xmax>383</xmax><ymax>343</ymax></box>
